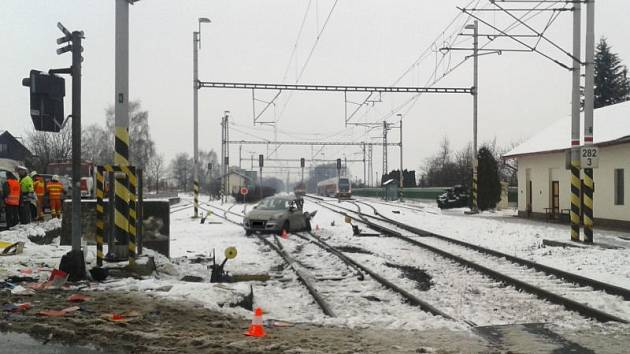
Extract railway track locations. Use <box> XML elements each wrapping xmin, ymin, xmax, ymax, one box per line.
<box><xmin>196</xmin><ymin>200</ymin><xmax>462</xmax><ymax>323</ymax></box>
<box><xmin>197</xmin><ymin>199</ymin><xmax>583</xmax><ymax>327</ymax></box>
<box><xmin>305</xmin><ymin>196</ymin><xmax>630</xmax><ymax>324</ymax></box>
<box><xmin>169</xmin><ymin>202</ymin><xmax>194</xmax><ymax>214</ymax></box>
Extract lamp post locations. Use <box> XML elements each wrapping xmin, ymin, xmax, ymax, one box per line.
<box><xmin>193</xmin><ymin>17</ymin><xmax>211</xmax><ymax>218</ymax></box>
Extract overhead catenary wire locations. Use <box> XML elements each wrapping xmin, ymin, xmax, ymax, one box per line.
<box><xmin>374</xmin><ymin>0</ymin><xmax>564</xmax><ymax>122</ymax></box>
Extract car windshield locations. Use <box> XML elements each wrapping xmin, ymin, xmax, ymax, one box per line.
<box><xmin>257</xmin><ymin>198</ymin><xmax>289</xmax><ymax>210</ymax></box>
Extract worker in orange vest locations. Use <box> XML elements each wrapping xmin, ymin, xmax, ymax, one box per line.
<box><xmin>2</xmin><ymin>172</ymin><xmax>21</xmax><ymax>227</ymax></box>
<box><xmin>47</xmin><ymin>175</ymin><xmax>64</xmax><ymax>218</ymax></box>
<box><xmin>32</xmin><ymin>173</ymin><xmax>46</xmax><ymax>221</ymax></box>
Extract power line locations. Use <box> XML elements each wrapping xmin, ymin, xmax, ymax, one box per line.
<box><xmin>281</xmin><ymin>0</ymin><xmax>313</xmax><ymax>83</ymax></box>
<box><xmin>277</xmin><ymin>0</ymin><xmax>341</xmax><ymax>120</ymax></box>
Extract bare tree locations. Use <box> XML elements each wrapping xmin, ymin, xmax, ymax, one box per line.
<box><xmin>146</xmin><ymin>153</ymin><xmax>165</xmax><ymax>193</ymax></box>
<box><xmin>81</xmin><ymin>123</ymin><xmax>112</xmax><ymax>165</ymax></box>
<box><xmin>25</xmin><ymin>125</ymin><xmax>72</xmax><ymax>173</ymax></box>
<box><xmin>104</xmin><ymin>100</ymin><xmax>156</xmax><ymax>169</ymax></box>
<box><xmin>169</xmin><ymin>153</ymin><xmax>193</xmax><ymax>191</ymax></box>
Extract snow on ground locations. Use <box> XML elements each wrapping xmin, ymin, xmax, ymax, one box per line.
<box><xmin>2</xmin><ymin>194</ymin><xmax>629</xmax><ymax>335</ymax></box>
<box><xmin>303</xmin><ymin>200</ymin><xmax>608</xmax><ymax>330</ymax></box>
<box><xmin>353</xmin><ymin>197</ymin><xmax>630</xmax><ymax>290</ymax></box>
<box><xmin>162</xmin><ymin>197</ymin><xmax>462</xmax><ymax>331</ymax></box>
<box><xmin>0</xmin><ymin>219</ymin><xmax>67</xmax><ymax>282</ymax></box>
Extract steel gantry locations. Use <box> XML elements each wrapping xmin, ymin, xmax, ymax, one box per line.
<box><xmin>198</xmin><ymin>81</ymin><xmax>472</xmax><ymax>196</ymax></box>
<box><xmin>228</xmin><ymin>139</ymin><xmax>397</xmax><ymax>187</ymax></box>
<box><xmin>197</xmin><ymin>81</ymin><xmax>473</xmax><ymax>126</ymax></box>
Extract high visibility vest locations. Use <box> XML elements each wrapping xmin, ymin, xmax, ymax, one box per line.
<box><xmin>34</xmin><ymin>179</ymin><xmax>45</xmax><ymax>197</ymax></box>
<box><xmin>47</xmin><ymin>181</ymin><xmax>64</xmax><ymax>200</ymax></box>
<box><xmin>20</xmin><ymin>176</ymin><xmax>34</xmax><ymax>193</ymax></box>
<box><xmin>5</xmin><ymin>179</ymin><xmax>20</xmax><ymax>206</ymax></box>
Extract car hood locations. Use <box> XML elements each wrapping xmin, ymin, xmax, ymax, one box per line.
<box><xmin>245</xmin><ymin>209</ymin><xmax>287</xmax><ymax>220</ymax></box>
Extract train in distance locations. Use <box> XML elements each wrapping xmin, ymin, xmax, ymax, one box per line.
<box><xmin>316</xmin><ymin>177</ymin><xmax>352</xmax><ymax>199</ymax></box>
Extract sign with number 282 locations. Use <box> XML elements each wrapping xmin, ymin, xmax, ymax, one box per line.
<box><xmin>581</xmin><ymin>146</ymin><xmax>599</xmax><ymax>168</ymax></box>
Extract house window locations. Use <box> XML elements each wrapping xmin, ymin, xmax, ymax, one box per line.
<box><xmin>0</xmin><ymin>144</ymin><xmax>7</xmax><ymax>154</ymax></box>
<box><xmin>614</xmin><ymin>169</ymin><xmax>624</xmax><ymax>205</ymax></box>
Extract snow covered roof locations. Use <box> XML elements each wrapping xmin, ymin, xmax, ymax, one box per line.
<box><xmin>504</xmin><ymin>100</ymin><xmax>630</xmax><ymax>158</ymax></box>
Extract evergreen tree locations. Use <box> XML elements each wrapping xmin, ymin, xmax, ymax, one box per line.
<box><xmin>594</xmin><ymin>38</ymin><xmax>630</xmax><ymax>109</ymax></box>
<box><xmin>477</xmin><ymin>146</ymin><xmax>501</xmax><ymax>211</ymax></box>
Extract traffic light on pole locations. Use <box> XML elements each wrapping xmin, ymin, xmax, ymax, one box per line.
<box><xmin>22</xmin><ymin>70</ymin><xmax>66</xmax><ymax>132</ymax></box>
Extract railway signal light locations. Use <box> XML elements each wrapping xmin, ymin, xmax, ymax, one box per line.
<box><xmin>22</xmin><ymin>70</ymin><xmax>66</xmax><ymax>132</ymax></box>
<box><xmin>336</xmin><ymin>158</ymin><xmax>342</xmax><ymax>170</ymax></box>
<box><xmin>259</xmin><ymin>154</ymin><xmax>264</xmax><ymax>168</ymax></box>
<box><xmin>300</xmin><ymin>158</ymin><xmax>305</xmax><ymax>168</ymax></box>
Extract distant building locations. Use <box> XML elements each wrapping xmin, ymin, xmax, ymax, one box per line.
<box><xmin>223</xmin><ymin>168</ymin><xmax>256</xmax><ymax>195</ymax></box>
<box><xmin>0</xmin><ymin>131</ymin><xmax>32</xmax><ymax>169</ymax></box>
<box><xmin>504</xmin><ymin>101</ymin><xmax>630</xmax><ymax>229</ymax></box>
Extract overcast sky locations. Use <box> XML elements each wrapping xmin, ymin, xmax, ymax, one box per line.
<box><xmin>2</xmin><ymin>0</ymin><xmax>629</xmax><ymax>183</ymax></box>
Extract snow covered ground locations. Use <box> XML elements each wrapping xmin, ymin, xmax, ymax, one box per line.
<box><xmin>353</xmin><ymin>197</ymin><xmax>630</xmax><ymax>290</ymax></box>
<box><xmin>1</xmin><ymin>194</ymin><xmax>629</xmax><ymax>337</ymax></box>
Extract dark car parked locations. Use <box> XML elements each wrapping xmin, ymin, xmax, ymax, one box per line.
<box><xmin>437</xmin><ymin>185</ymin><xmax>470</xmax><ymax>209</ymax></box>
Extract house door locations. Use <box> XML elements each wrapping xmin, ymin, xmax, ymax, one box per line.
<box><xmin>551</xmin><ymin>181</ymin><xmax>559</xmax><ymax>214</ymax></box>
<box><xmin>527</xmin><ymin>180</ymin><xmax>533</xmax><ymax>215</ymax></box>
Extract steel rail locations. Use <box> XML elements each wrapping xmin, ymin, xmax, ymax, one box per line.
<box><xmin>308</xmin><ymin>197</ymin><xmax>629</xmax><ymax>323</ymax></box>
<box><xmin>301</xmin><ymin>231</ymin><xmax>460</xmax><ymax>323</ymax></box>
<box><xmin>353</xmin><ymin>200</ymin><xmax>630</xmax><ymax>302</ymax></box>
<box><xmin>292</xmin><ymin>232</ymin><xmax>365</xmax><ymax>281</ymax></box>
<box><xmin>199</xmin><ymin>200</ymin><xmax>336</xmax><ymax>317</ymax></box>
<box><xmin>257</xmin><ymin>234</ymin><xmax>337</xmax><ymax>317</ymax></box>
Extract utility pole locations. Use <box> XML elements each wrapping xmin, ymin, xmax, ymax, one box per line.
<box><xmin>192</xmin><ymin>29</ymin><xmax>199</xmax><ymax>216</ymax></box>
<box><xmin>224</xmin><ymin>111</ymin><xmax>230</xmax><ymax>203</ymax></box>
<box><xmin>362</xmin><ymin>143</ymin><xmax>366</xmax><ymax>187</ymax></box>
<box><xmin>570</xmin><ymin>1</ymin><xmax>582</xmax><ymax>242</ymax></box>
<box><xmin>583</xmin><ymin>0</ymin><xmax>595</xmax><ymax>243</ymax></box>
<box><xmin>220</xmin><ymin>116</ymin><xmax>225</xmax><ymax>203</ymax></box>
<box><xmin>397</xmin><ymin>113</ymin><xmax>403</xmax><ymax>201</ymax></box>
<box><xmin>193</xmin><ymin>17</ymin><xmax>211</xmax><ymax>217</ymax></box>
<box><xmin>471</xmin><ymin>20</ymin><xmax>479</xmax><ymax>213</ymax></box>
<box><xmin>112</xmin><ymin>0</ymin><xmax>131</xmax><ymax>259</ymax></box>
<box><xmin>239</xmin><ymin>145</ymin><xmax>242</xmax><ymax>169</ymax></box>
<box><xmin>368</xmin><ymin>144</ymin><xmax>373</xmax><ymax>187</ymax></box>
<box><xmin>382</xmin><ymin>121</ymin><xmax>388</xmax><ymax>183</ymax></box>
<box><xmin>259</xmin><ymin>154</ymin><xmax>264</xmax><ymax>200</ymax></box>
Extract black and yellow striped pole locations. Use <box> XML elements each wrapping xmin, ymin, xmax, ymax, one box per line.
<box><xmin>108</xmin><ymin>162</ymin><xmax>129</xmax><ymax>261</ymax></box>
<box><xmin>95</xmin><ymin>166</ymin><xmax>105</xmax><ymax>267</ymax></box>
<box><xmin>570</xmin><ymin>159</ymin><xmax>581</xmax><ymax>242</ymax></box>
<box><xmin>582</xmin><ymin>0</ymin><xmax>596</xmax><ymax>244</ymax></box>
<box><xmin>193</xmin><ymin>180</ymin><xmax>199</xmax><ymax>217</ymax></box>
<box><xmin>471</xmin><ymin>20</ymin><xmax>479</xmax><ymax>213</ymax></box>
<box><xmin>126</xmin><ymin>166</ymin><xmax>137</xmax><ymax>263</ymax></box>
<box><xmin>472</xmin><ymin>168</ymin><xmax>478</xmax><ymax>211</ymax></box>
<box><xmin>114</xmin><ymin>0</ymin><xmax>131</xmax><ymax>258</ymax></box>
<box><xmin>569</xmin><ymin>1</ymin><xmax>581</xmax><ymax>242</ymax></box>
<box><xmin>583</xmin><ymin>167</ymin><xmax>594</xmax><ymax>243</ymax></box>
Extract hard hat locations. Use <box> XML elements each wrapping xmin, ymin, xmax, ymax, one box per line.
<box><xmin>52</xmin><ymin>175</ymin><xmax>60</xmax><ymax>181</ymax></box>
<box><xmin>30</xmin><ymin>171</ymin><xmax>38</xmax><ymax>177</ymax></box>
<box><xmin>16</xmin><ymin>165</ymin><xmax>27</xmax><ymax>171</ymax></box>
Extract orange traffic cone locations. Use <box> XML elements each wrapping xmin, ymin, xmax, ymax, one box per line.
<box><xmin>245</xmin><ymin>307</ymin><xmax>266</xmax><ymax>337</ymax></box>
<box><xmin>280</xmin><ymin>229</ymin><xmax>289</xmax><ymax>239</ymax></box>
